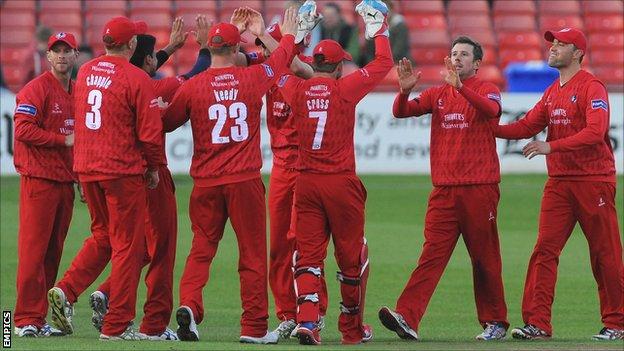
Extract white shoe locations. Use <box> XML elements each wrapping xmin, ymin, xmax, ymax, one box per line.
<box><xmin>290</xmin><ymin>315</ymin><xmax>325</xmax><ymax>338</ymax></box>
<box><xmin>47</xmin><ymin>287</ymin><xmax>74</xmax><ymax>335</ymax></box>
<box><xmin>476</xmin><ymin>322</ymin><xmax>506</xmax><ymax>340</ymax></box>
<box><xmin>89</xmin><ymin>291</ymin><xmax>108</xmax><ymax>332</ymax></box>
<box><xmin>14</xmin><ymin>325</ymin><xmax>38</xmax><ymax>337</ymax></box>
<box><xmin>99</xmin><ymin>322</ymin><xmax>147</xmax><ymax>341</ymax></box>
<box><xmin>592</xmin><ymin>327</ymin><xmax>624</xmax><ymax>340</ymax></box>
<box><xmin>138</xmin><ymin>327</ymin><xmax>179</xmax><ymax>341</ymax></box>
<box><xmin>273</xmin><ymin>319</ymin><xmax>297</xmax><ymax>339</ymax></box>
<box><xmin>39</xmin><ymin>324</ymin><xmax>65</xmax><ymax>337</ymax></box>
<box><xmin>176</xmin><ymin>306</ymin><xmax>199</xmax><ymax>341</ymax></box>
<box><xmin>240</xmin><ymin>331</ymin><xmax>279</xmax><ymax>344</ymax></box>
<box><xmin>378</xmin><ymin>307</ymin><xmax>418</xmax><ymax>340</ymax></box>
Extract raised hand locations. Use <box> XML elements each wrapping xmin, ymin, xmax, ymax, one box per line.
<box><xmin>295</xmin><ymin>0</ymin><xmax>322</xmax><ymax>44</ymax></box>
<box><xmin>168</xmin><ymin>17</ymin><xmax>188</xmax><ymax>50</ymax></box>
<box><xmin>441</xmin><ymin>56</ymin><xmax>461</xmax><ymax>89</ymax></box>
<box><xmin>356</xmin><ymin>0</ymin><xmax>389</xmax><ymax>39</ymax></box>
<box><xmin>194</xmin><ymin>14</ymin><xmax>210</xmax><ymax>49</ymax></box>
<box><xmin>281</xmin><ymin>6</ymin><xmax>298</xmax><ymax>37</ymax></box>
<box><xmin>230</xmin><ymin>7</ymin><xmax>249</xmax><ymax>34</ymax></box>
<box><xmin>246</xmin><ymin>7</ymin><xmax>266</xmax><ymax>37</ymax></box>
<box><xmin>397</xmin><ymin>58</ymin><xmax>420</xmax><ymax>94</ymax></box>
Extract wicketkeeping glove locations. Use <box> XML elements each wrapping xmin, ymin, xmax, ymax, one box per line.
<box><xmin>295</xmin><ymin>0</ymin><xmax>323</xmax><ymax>45</ymax></box>
<box><xmin>356</xmin><ymin>0</ymin><xmax>389</xmax><ymax>40</ymax></box>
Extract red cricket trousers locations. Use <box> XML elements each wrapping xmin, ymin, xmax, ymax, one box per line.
<box><xmin>294</xmin><ymin>173</ymin><xmax>369</xmax><ymax>343</ymax></box>
<box><xmin>97</xmin><ymin>165</ymin><xmax>177</xmax><ymax>335</ymax></box>
<box><xmin>268</xmin><ymin>166</ymin><xmax>327</xmax><ymax>322</ymax></box>
<box><xmin>178</xmin><ymin>178</ymin><xmax>268</xmax><ymax>337</ymax></box>
<box><xmin>14</xmin><ymin>176</ymin><xmax>74</xmax><ymax>328</ymax></box>
<box><xmin>56</xmin><ymin>175</ymin><xmax>146</xmax><ymax>336</ymax></box>
<box><xmin>521</xmin><ymin>179</ymin><xmax>623</xmax><ymax>334</ymax></box>
<box><xmin>395</xmin><ymin>184</ymin><xmax>509</xmax><ymax>331</ymax></box>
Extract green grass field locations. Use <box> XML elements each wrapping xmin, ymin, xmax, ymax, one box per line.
<box><xmin>1</xmin><ymin>174</ymin><xmax>622</xmax><ymax>350</ymax></box>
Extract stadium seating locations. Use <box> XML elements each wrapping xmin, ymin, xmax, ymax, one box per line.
<box><xmin>1</xmin><ymin>0</ymin><xmax>622</xmax><ymax>93</ymax></box>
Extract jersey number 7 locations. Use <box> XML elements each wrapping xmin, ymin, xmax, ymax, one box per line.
<box><xmin>309</xmin><ymin>111</ymin><xmax>327</xmax><ymax>150</ymax></box>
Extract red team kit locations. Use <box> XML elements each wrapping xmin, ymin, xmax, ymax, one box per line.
<box><xmin>9</xmin><ymin>0</ymin><xmax>623</xmax><ymax>345</ymax></box>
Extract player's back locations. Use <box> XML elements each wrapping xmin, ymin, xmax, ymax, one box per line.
<box><xmin>73</xmin><ymin>55</ymin><xmax>156</xmax><ymax>178</ymax></box>
<box><xmin>287</xmin><ymin>76</ymin><xmax>358</xmax><ymax>174</ymax></box>
<box><xmin>181</xmin><ymin>65</ymin><xmax>270</xmax><ymax>183</ymax></box>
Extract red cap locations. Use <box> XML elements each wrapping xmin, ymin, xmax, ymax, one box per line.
<box><xmin>208</xmin><ymin>23</ymin><xmax>247</xmax><ymax>47</ymax></box>
<box><xmin>255</xmin><ymin>23</ymin><xmax>282</xmax><ymax>46</ymax></box>
<box><xmin>102</xmin><ymin>16</ymin><xmax>147</xmax><ymax>45</ymax></box>
<box><xmin>544</xmin><ymin>28</ymin><xmax>587</xmax><ymax>52</ymax></box>
<box><xmin>47</xmin><ymin>32</ymin><xmax>77</xmax><ymax>50</ymax></box>
<box><xmin>313</xmin><ymin>39</ymin><xmax>352</xmax><ymax>64</ymax></box>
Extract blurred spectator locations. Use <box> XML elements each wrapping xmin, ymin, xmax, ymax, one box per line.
<box><xmin>23</xmin><ymin>25</ymin><xmax>53</xmax><ymax>85</ymax></box>
<box><xmin>72</xmin><ymin>45</ymin><xmax>95</xmax><ymax>80</ymax></box>
<box><xmin>319</xmin><ymin>2</ymin><xmax>360</xmax><ymax>64</ymax></box>
<box><xmin>360</xmin><ymin>0</ymin><xmax>412</xmax><ymax>65</ymax></box>
<box><xmin>0</xmin><ymin>64</ymin><xmax>7</xmax><ymax>90</ymax></box>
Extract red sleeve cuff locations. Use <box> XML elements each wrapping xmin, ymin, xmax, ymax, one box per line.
<box><xmin>549</xmin><ymin>140</ymin><xmax>560</xmax><ymax>152</ymax></box>
<box><xmin>54</xmin><ymin>134</ymin><xmax>66</xmax><ymax>146</ymax></box>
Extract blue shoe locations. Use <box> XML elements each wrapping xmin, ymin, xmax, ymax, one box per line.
<box><xmin>476</xmin><ymin>322</ymin><xmax>506</xmax><ymax>340</ymax></box>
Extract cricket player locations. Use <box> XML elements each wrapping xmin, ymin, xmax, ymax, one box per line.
<box><xmin>47</xmin><ymin>16</ymin><xmax>163</xmax><ymax>340</ymax></box>
<box><xmin>12</xmin><ymin>32</ymin><xmax>78</xmax><ymax>338</ymax></box>
<box><xmin>277</xmin><ymin>0</ymin><xmax>393</xmax><ymax>345</ymax></box>
<box><xmin>162</xmin><ymin>7</ymin><xmax>298</xmax><ymax>344</ymax></box>
<box><xmin>378</xmin><ymin>35</ymin><xmax>509</xmax><ymax>341</ymax></box>
<box><xmin>495</xmin><ymin>28</ymin><xmax>624</xmax><ymax>341</ymax></box>
<box><xmin>88</xmin><ymin>15</ymin><xmax>212</xmax><ymax>341</ymax></box>
<box><xmin>229</xmin><ymin>3</ymin><xmax>329</xmax><ymax>338</ymax></box>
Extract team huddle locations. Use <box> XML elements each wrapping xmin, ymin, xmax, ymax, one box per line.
<box><xmin>11</xmin><ymin>0</ymin><xmax>623</xmax><ymax>345</ymax></box>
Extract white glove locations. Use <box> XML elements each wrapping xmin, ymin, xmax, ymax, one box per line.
<box><xmin>295</xmin><ymin>0</ymin><xmax>323</xmax><ymax>45</ymax></box>
<box><xmin>356</xmin><ymin>0</ymin><xmax>389</xmax><ymax>40</ymax></box>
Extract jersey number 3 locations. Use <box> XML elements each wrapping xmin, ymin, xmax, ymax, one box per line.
<box><xmin>208</xmin><ymin>102</ymin><xmax>249</xmax><ymax>144</ymax></box>
<box><xmin>85</xmin><ymin>89</ymin><xmax>102</xmax><ymax>130</ymax></box>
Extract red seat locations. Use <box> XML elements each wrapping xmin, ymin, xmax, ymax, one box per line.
<box><xmin>492</xmin><ymin>0</ymin><xmax>536</xmax><ymax>15</ymax></box>
<box><xmin>499</xmin><ymin>48</ymin><xmax>544</xmax><ymax>67</ymax></box>
<box><xmin>1</xmin><ymin>0</ymin><xmax>36</xmax><ymax>11</ymax></box>
<box><xmin>175</xmin><ymin>0</ymin><xmax>219</xmax><ymax>12</ymax></box>
<box><xmin>591</xmin><ymin>65</ymin><xmax>624</xmax><ymax>89</ymax></box>
<box><xmin>448</xmin><ymin>14</ymin><xmax>491</xmax><ymax>32</ymax></box>
<box><xmin>539</xmin><ymin>15</ymin><xmax>584</xmax><ymax>32</ymax></box>
<box><xmin>130</xmin><ymin>0</ymin><xmax>172</xmax><ymax>11</ymax></box>
<box><xmin>416</xmin><ymin>64</ymin><xmax>445</xmax><ymax>87</ymax></box>
<box><xmin>590</xmin><ymin>49</ymin><xmax>624</xmax><ymax>65</ymax></box>
<box><xmin>220</xmin><ymin>0</ymin><xmax>263</xmax><ymax>15</ymax></box>
<box><xmin>0</xmin><ymin>28</ymin><xmax>35</xmax><ymax>46</ymax></box>
<box><xmin>410</xmin><ymin>29</ymin><xmax>449</xmax><ymax>47</ymax></box>
<box><xmin>2</xmin><ymin>63</ymin><xmax>28</xmax><ymax>86</ymax></box>
<box><xmin>39</xmin><ymin>12</ymin><xmax>83</xmax><ymax>30</ymax></box>
<box><xmin>450</xmin><ymin>29</ymin><xmax>496</xmax><ymax>48</ymax></box>
<box><xmin>447</xmin><ymin>0</ymin><xmax>490</xmax><ymax>15</ymax></box>
<box><xmin>478</xmin><ymin>65</ymin><xmax>505</xmax><ymax>89</ymax></box>
<box><xmin>497</xmin><ymin>31</ymin><xmax>542</xmax><ymax>50</ymax></box>
<box><xmin>538</xmin><ymin>0</ymin><xmax>581</xmax><ymax>14</ymax></box>
<box><xmin>151</xmin><ymin>29</ymin><xmax>171</xmax><ymax>48</ymax></box>
<box><xmin>585</xmin><ymin>14</ymin><xmax>624</xmax><ymax>33</ymax></box>
<box><xmin>480</xmin><ymin>46</ymin><xmax>498</xmax><ymax>65</ymax></box>
<box><xmin>86</xmin><ymin>12</ymin><xmax>128</xmax><ymax>32</ymax></box>
<box><xmin>400</xmin><ymin>0</ymin><xmax>444</xmax><ymax>14</ymax></box>
<box><xmin>404</xmin><ymin>13</ymin><xmax>447</xmax><ymax>30</ymax></box>
<box><xmin>39</xmin><ymin>0</ymin><xmax>81</xmax><ymax>12</ymax></box>
<box><xmin>175</xmin><ymin>11</ymin><xmax>219</xmax><ymax>30</ymax></box>
<box><xmin>0</xmin><ymin>47</ymin><xmax>29</xmax><ymax>65</ymax></box>
<box><xmin>129</xmin><ymin>12</ymin><xmax>172</xmax><ymax>30</ymax></box>
<box><xmin>582</xmin><ymin>0</ymin><xmax>623</xmax><ymax>15</ymax></box>
<box><xmin>588</xmin><ymin>32</ymin><xmax>624</xmax><ymax>49</ymax></box>
<box><xmin>85</xmin><ymin>0</ymin><xmax>127</xmax><ymax>11</ymax></box>
<box><xmin>0</xmin><ymin>11</ymin><xmax>36</xmax><ymax>29</ymax></box>
<box><xmin>411</xmin><ymin>47</ymin><xmax>448</xmax><ymax>65</ymax></box>
<box><xmin>493</xmin><ymin>14</ymin><xmax>537</xmax><ymax>32</ymax></box>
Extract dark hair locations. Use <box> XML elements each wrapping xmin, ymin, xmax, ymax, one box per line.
<box><xmin>130</xmin><ymin>34</ymin><xmax>156</xmax><ymax>67</ymax></box>
<box><xmin>208</xmin><ymin>40</ymin><xmax>238</xmax><ymax>56</ymax></box>
<box><xmin>572</xmin><ymin>44</ymin><xmax>585</xmax><ymax>63</ymax></box>
<box><xmin>312</xmin><ymin>54</ymin><xmax>340</xmax><ymax>73</ymax></box>
<box><xmin>451</xmin><ymin>36</ymin><xmax>483</xmax><ymax>61</ymax></box>
<box><xmin>325</xmin><ymin>2</ymin><xmax>342</xmax><ymax>14</ymax></box>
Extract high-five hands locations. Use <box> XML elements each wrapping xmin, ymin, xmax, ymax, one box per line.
<box><xmin>194</xmin><ymin>15</ymin><xmax>210</xmax><ymax>49</ymax></box>
<box><xmin>441</xmin><ymin>56</ymin><xmax>462</xmax><ymax>89</ymax></box>
<box><xmin>397</xmin><ymin>58</ymin><xmax>421</xmax><ymax>94</ymax></box>
<box><xmin>296</xmin><ymin>0</ymin><xmax>323</xmax><ymax>44</ymax></box>
<box><xmin>230</xmin><ymin>7</ymin><xmax>248</xmax><ymax>34</ymax></box>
